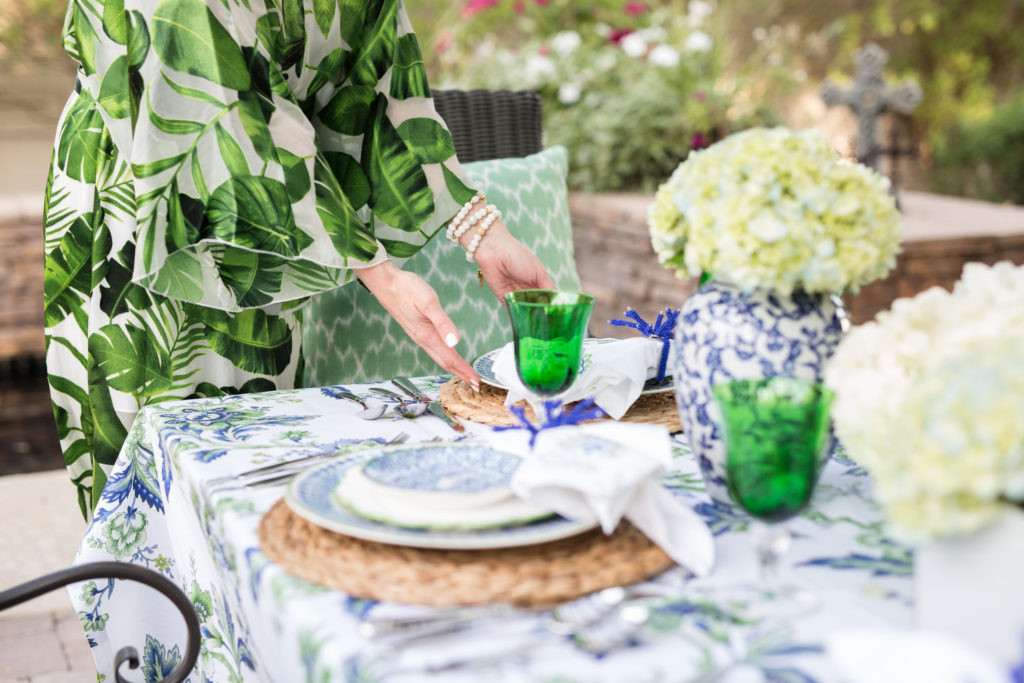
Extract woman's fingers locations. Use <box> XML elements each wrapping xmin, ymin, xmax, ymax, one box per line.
<box><xmin>357</xmin><ymin>261</ymin><xmax>481</xmax><ymax>390</ymax></box>
<box><xmin>414</xmin><ymin>294</ymin><xmax>481</xmax><ymax>391</ymax></box>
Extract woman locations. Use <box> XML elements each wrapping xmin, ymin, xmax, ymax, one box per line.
<box><xmin>44</xmin><ymin>0</ymin><xmax>553</xmax><ymax>518</ymax></box>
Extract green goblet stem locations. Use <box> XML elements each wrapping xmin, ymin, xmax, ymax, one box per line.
<box><xmin>750</xmin><ymin>521</ymin><xmax>792</xmax><ymax>594</ymax></box>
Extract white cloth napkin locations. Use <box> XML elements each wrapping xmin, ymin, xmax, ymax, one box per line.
<box><xmin>493</xmin><ymin>337</ymin><xmax>666</xmax><ymax>419</ymax></box>
<box><xmin>485</xmin><ymin>421</ymin><xmax>715</xmax><ymax>577</ymax></box>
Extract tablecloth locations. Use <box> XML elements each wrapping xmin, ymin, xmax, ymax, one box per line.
<box><xmin>71</xmin><ymin>376</ymin><xmax>912</xmax><ymax>682</ymax></box>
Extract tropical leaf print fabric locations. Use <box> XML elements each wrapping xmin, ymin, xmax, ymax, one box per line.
<box><xmin>45</xmin><ymin>0</ymin><xmax>476</xmax><ymax>517</ymax></box>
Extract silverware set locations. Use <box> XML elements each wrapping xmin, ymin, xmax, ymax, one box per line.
<box><xmin>337</xmin><ymin>378</ymin><xmax>465</xmax><ymax>431</ymax></box>
<box><xmin>358</xmin><ymin>585</ymin><xmax>661</xmax><ymax>677</ymax></box>
<box><xmin>206</xmin><ymin>431</ymin><xmax>412</xmax><ymax>493</ymax></box>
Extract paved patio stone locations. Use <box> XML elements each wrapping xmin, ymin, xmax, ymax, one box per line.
<box><xmin>0</xmin><ymin>615</ymin><xmax>53</xmax><ymax>640</ymax></box>
<box><xmin>0</xmin><ymin>470</ymin><xmax>86</xmax><ymax>619</ymax></box>
<box><xmin>32</xmin><ymin>672</ymin><xmax>93</xmax><ymax>683</ymax></box>
<box><xmin>0</xmin><ymin>627</ymin><xmax>66</xmax><ymax>679</ymax></box>
<box><xmin>54</xmin><ymin>613</ymin><xmax>93</xmax><ymax>673</ymax></box>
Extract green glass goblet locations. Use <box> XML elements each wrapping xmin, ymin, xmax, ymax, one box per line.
<box><xmin>712</xmin><ymin>376</ymin><xmax>834</xmax><ymax>616</ymax></box>
<box><xmin>504</xmin><ymin>289</ymin><xmax>595</xmax><ymax>396</ymax></box>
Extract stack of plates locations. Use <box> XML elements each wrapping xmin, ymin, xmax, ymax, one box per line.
<box><xmin>285</xmin><ymin>443</ymin><xmax>597</xmax><ymax>550</ymax></box>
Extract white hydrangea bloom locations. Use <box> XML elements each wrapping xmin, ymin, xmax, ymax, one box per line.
<box><xmin>647</xmin><ymin>126</ymin><xmax>903</xmax><ymax>296</ymax></box>
<box><xmin>648</xmin><ymin>44</ymin><xmax>681</xmax><ymax>67</ymax></box>
<box><xmin>557</xmin><ymin>82</ymin><xmax>582</xmax><ymax>104</ymax></box>
<box><xmin>688</xmin><ymin>0</ymin><xmax>713</xmax><ymax>23</ymax></box>
<box><xmin>684</xmin><ymin>30</ymin><xmax>713</xmax><ymax>53</ymax></box>
<box><xmin>523</xmin><ymin>54</ymin><xmax>556</xmax><ymax>87</ymax></box>
<box><xmin>826</xmin><ymin>261</ymin><xmax>1024</xmax><ymax>542</ymax></box>
<box><xmin>620</xmin><ymin>33</ymin><xmax>648</xmax><ymax>58</ymax></box>
<box><xmin>551</xmin><ymin>30</ymin><xmax>582</xmax><ymax>57</ymax></box>
<box><xmin>637</xmin><ymin>26</ymin><xmax>667</xmax><ymax>43</ymax></box>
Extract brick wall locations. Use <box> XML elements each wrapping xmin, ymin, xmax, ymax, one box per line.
<box><xmin>848</xmin><ymin>233</ymin><xmax>1024</xmax><ymax>323</ymax></box>
<box><xmin>569</xmin><ymin>194</ymin><xmax>699</xmax><ymax>338</ymax></box>
<box><xmin>569</xmin><ymin>191</ymin><xmax>1024</xmax><ymax>332</ymax></box>
<box><xmin>0</xmin><ymin>196</ymin><xmax>46</xmax><ymax>359</ymax></box>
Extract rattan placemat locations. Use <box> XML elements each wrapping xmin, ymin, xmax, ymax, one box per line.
<box><xmin>439</xmin><ymin>377</ymin><xmax>682</xmax><ymax>432</ymax></box>
<box><xmin>258</xmin><ymin>500</ymin><xmax>674</xmax><ymax>607</ymax></box>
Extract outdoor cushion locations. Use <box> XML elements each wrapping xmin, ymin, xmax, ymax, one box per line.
<box><xmin>301</xmin><ymin>146</ymin><xmax>582</xmax><ymax>386</ymax></box>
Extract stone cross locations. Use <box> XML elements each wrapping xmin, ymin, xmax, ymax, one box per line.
<box><xmin>820</xmin><ymin>43</ymin><xmax>923</xmax><ymax>170</ymax></box>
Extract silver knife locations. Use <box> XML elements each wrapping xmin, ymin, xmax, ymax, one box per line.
<box><xmin>391</xmin><ymin>376</ymin><xmax>465</xmax><ymax>432</ymax></box>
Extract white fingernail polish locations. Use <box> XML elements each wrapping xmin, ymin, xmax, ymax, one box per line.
<box><xmin>445</xmin><ymin>332</ymin><xmax>458</xmax><ymax>348</ymax></box>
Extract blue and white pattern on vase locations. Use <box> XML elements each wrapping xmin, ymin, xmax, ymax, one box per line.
<box><xmin>672</xmin><ymin>279</ymin><xmax>844</xmax><ymax>508</ymax></box>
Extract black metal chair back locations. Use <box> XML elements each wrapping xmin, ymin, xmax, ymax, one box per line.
<box><xmin>0</xmin><ymin>561</ymin><xmax>200</xmax><ymax>683</ymax></box>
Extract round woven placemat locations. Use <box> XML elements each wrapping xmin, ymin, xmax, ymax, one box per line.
<box><xmin>258</xmin><ymin>500</ymin><xmax>674</xmax><ymax>607</ymax></box>
<box><xmin>439</xmin><ymin>377</ymin><xmax>681</xmax><ymax>432</ymax></box>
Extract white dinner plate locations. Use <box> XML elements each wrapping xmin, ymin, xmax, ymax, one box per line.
<box><xmin>473</xmin><ymin>338</ymin><xmax>674</xmax><ymax>394</ymax></box>
<box><xmin>286</xmin><ymin>444</ymin><xmax>597</xmax><ymax>550</ymax></box>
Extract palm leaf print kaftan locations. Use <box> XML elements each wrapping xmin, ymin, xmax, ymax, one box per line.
<box><xmin>44</xmin><ymin>0</ymin><xmax>477</xmax><ymax>517</ymax></box>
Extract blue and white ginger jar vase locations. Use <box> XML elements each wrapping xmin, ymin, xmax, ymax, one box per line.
<box><xmin>672</xmin><ymin>279</ymin><xmax>845</xmax><ymax>508</ymax></box>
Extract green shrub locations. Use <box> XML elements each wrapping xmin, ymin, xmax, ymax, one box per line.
<box><xmin>930</xmin><ymin>91</ymin><xmax>1024</xmax><ymax>205</ymax></box>
<box><xmin>438</xmin><ymin>1</ymin><xmax>784</xmax><ymax>192</ymax></box>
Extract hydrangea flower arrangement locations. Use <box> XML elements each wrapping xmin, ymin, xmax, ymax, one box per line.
<box><xmin>825</xmin><ymin>261</ymin><xmax>1024</xmax><ymax>541</ymax></box>
<box><xmin>648</xmin><ymin>126</ymin><xmax>903</xmax><ymax>295</ymax></box>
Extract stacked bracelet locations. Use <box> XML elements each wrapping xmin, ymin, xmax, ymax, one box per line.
<box><xmin>465</xmin><ymin>204</ymin><xmax>500</xmax><ymax>262</ymax></box>
<box><xmin>446</xmin><ymin>193</ymin><xmax>485</xmax><ymax>242</ymax></box>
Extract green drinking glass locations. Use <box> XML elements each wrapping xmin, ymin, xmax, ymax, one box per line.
<box><xmin>504</xmin><ymin>289</ymin><xmax>595</xmax><ymax>396</ymax></box>
<box><xmin>712</xmin><ymin>376</ymin><xmax>834</xmax><ymax>616</ymax></box>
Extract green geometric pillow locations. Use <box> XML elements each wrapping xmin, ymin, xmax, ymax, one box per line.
<box><xmin>301</xmin><ymin>146</ymin><xmax>581</xmax><ymax>386</ymax></box>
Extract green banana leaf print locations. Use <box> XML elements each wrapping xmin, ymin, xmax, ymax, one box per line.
<box><xmin>45</xmin><ymin>0</ymin><xmax>477</xmax><ymax>517</ymax></box>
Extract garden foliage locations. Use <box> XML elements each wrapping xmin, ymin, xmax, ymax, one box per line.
<box><xmin>930</xmin><ymin>91</ymin><xmax>1024</xmax><ymax>206</ymax></box>
<box><xmin>435</xmin><ymin>0</ymin><xmax>782</xmax><ymax>192</ymax></box>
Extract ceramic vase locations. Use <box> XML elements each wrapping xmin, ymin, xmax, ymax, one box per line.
<box><xmin>672</xmin><ymin>279</ymin><xmax>844</xmax><ymax>508</ymax></box>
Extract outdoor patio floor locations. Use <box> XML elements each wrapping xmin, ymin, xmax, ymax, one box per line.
<box><xmin>0</xmin><ymin>470</ymin><xmax>93</xmax><ymax>681</ymax></box>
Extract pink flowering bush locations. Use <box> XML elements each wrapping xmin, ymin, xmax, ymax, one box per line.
<box><xmin>434</xmin><ymin>0</ymin><xmax>782</xmax><ymax>191</ymax></box>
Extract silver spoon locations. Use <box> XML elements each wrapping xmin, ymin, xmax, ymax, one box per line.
<box><xmin>356</xmin><ymin>401</ymin><xmax>389</xmax><ymax>420</ymax></box>
<box><xmin>369</xmin><ymin>388</ymin><xmax>429</xmax><ymax>418</ymax></box>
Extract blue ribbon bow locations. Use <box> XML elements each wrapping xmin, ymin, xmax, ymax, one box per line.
<box><xmin>493</xmin><ymin>398</ymin><xmax>606</xmax><ymax>448</ymax></box>
<box><xmin>608</xmin><ymin>307</ymin><xmax>680</xmax><ymax>383</ymax></box>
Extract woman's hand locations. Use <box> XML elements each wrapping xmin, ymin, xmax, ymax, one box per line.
<box><xmin>356</xmin><ymin>261</ymin><xmax>480</xmax><ymax>391</ymax></box>
<box><xmin>470</xmin><ymin>219</ymin><xmax>556</xmax><ymax>301</ymax></box>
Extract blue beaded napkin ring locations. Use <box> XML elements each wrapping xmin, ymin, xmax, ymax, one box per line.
<box><xmin>609</xmin><ymin>307</ymin><xmax>680</xmax><ymax>384</ymax></box>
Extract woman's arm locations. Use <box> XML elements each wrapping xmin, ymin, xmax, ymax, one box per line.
<box><xmin>460</xmin><ymin>218</ymin><xmax>557</xmax><ymax>301</ymax></box>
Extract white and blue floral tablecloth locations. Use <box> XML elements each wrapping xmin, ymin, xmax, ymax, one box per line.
<box><xmin>72</xmin><ymin>376</ymin><xmax>912</xmax><ymax>682</ymax></box>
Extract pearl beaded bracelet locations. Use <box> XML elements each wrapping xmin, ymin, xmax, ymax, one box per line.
<box><xmin>446</xmin><ymin>193</ymin><xmax>485</xmax><ymax>242</ymax></box>
<box><xmin>465</xmin><ymin>204</ymin><xmax>500</xmax><ymax>262</ymax></box>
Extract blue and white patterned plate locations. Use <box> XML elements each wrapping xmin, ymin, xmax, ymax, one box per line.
<box><xmin>286</xmin><ymin>446</ymin><xmax>597</xmax><ymax>549</ymax></box>
<box><xmin>361</xmin><ymin>444</ymin><xmax>517</xmax><ymax>494</ymax></box>
<box><xmin>473</xmin><ymin>338</ymin><xmax>675</xmax><ymax>394</ymax></box>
